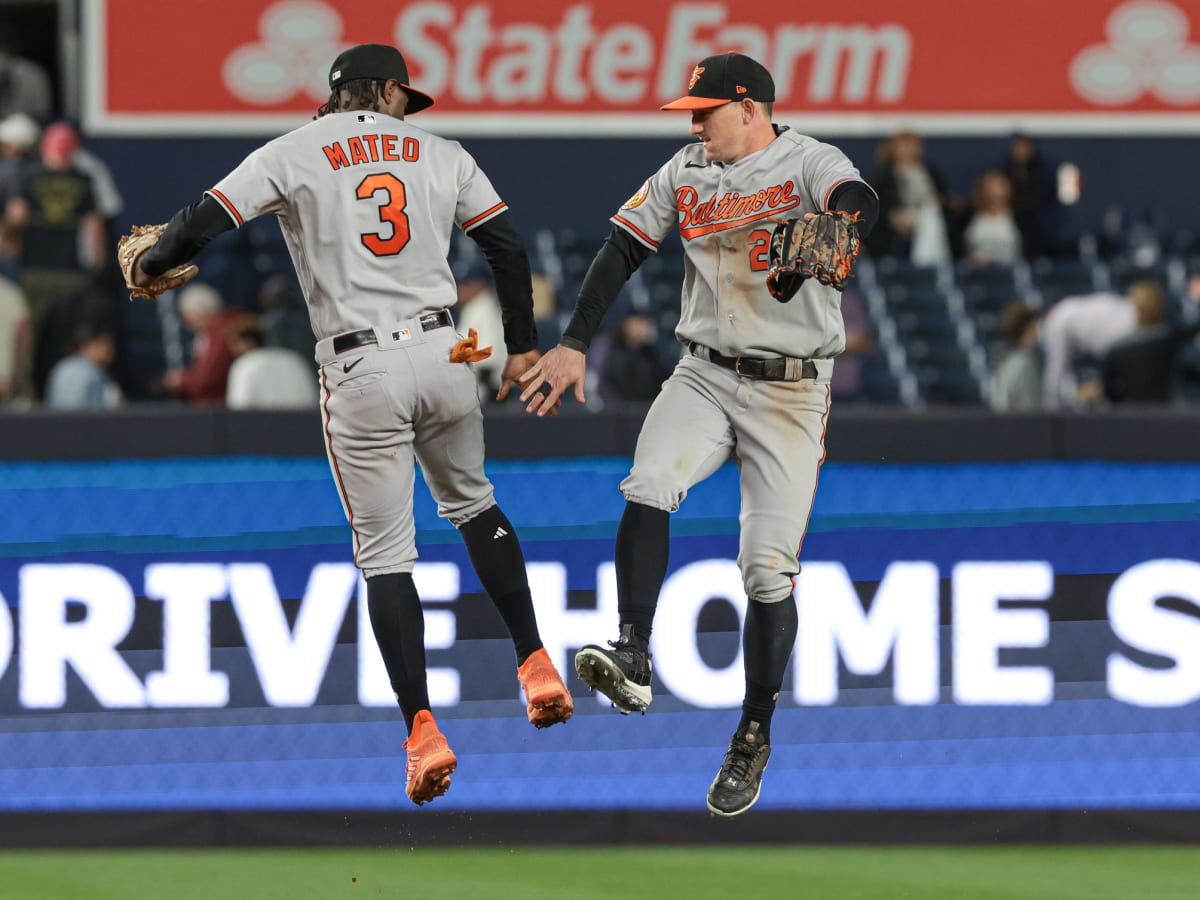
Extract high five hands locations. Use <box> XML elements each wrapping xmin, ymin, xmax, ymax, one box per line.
<box><xmin>498</xmin><ymin>349</ymin><xmax>566</xmax><ymax>416</ymax></box>
<box><xmin>515</xmin><ymin>345</ymin><xmax>587</xmax><ymax>417</ymax></box>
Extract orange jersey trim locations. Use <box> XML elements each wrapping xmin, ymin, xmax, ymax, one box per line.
<box><xmin>611</xmin><ymin>214</ymin><xmax>660</xmax><ymax>249</ymax></box>
<box><xmin>206</xmin><ymin>188</ymin><xmax>244</xmax><ymax>227</ymax></box>
<box><xmin>461</xmin><ymin>202</ymin><xmax>507</xmax><ymax>232</ymax></box>
<box><xmin>320</xmin><ymin>369</ymin><xmax>360</xmax><ymax>567</ymax></box>
<box><xmin>794</xmin><ymin>383</ymin><xmax>831</xmax><ymax>575</ymax></box>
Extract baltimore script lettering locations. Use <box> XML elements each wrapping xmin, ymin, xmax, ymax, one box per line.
<box><xmin>676</xmin><ymin>181</ymin><xmax>801</xmax><ymax>239</ymax></box>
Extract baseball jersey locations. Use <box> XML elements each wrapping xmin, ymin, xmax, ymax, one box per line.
<box><xmin>205</xmin><ymin>112</ymin><xmax>508</xmax><ymax>340</ymax></box>
<box><xmin>612</xmin><ymin>128</ymin><xmax>872</xmax><ymax>360</ymax></box>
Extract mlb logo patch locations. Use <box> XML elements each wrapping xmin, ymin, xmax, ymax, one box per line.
<box><xmin>357</xmin><ymin>113</ymin><xmax>376</xmax><ymax>124</ymax></box>
<box><xmin>391</xmin><ymin>328</ymin><xmax>412</xmax><ymax>341</ymax></box>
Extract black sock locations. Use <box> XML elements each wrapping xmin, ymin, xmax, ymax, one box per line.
<box><xmin>740</xmin><ymin>680</ymin><xmax>780</xmax><ymax>744</ymax></box>
<box><xmin>367</xmin><ymin>572</ymin><xmax>429</xmax><ymax>733</ymax></box>
<box><xmin>459</xmin><ymin>505</ymin><xmax>543</xmax><ymax>664</ymax></box>
<box><xmin>737</xmin><ymin>597</ymin><xmax>799</xmax><ymax>743</ymax></box>
<box><xmin>615</xmin><ymin>501</ymin><xmax>670</xmax><ymax>651</ymax></box>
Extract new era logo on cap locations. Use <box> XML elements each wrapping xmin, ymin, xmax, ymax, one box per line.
<box><xmin>661</xmin><ymin>52</ymin><xmax>775</xmax><ymax>110</ymax></box>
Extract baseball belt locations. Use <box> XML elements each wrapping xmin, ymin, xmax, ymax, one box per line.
<box><xmin>689</xmin><ymin>342</ymin><xmax>817</xmax><ymax>381</ymax></box>
<box><xmin>332</xmin><ymin>309</ymin><xmax>453</xmax><ymax>354</ymax></box>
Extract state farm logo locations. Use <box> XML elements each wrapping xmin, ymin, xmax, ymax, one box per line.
<box><xmin>1071</xmin><ymin>0</ymin><xmax>1200</xmax><ymax>105</ymax></box>
<box><xmin>222</xmin><ymin>0</ymin><xmax>345</xmax><ymax>104</ymax></box>
<box><xmin>218</xmin><ymin>0</ymin><xmax>910</xmax><ymax>109</ymax></box>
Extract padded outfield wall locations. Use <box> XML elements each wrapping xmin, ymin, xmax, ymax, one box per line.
<box><xmin>0</xmin><ymin>408</ymin><xmax>1198</xmax><ymax>844</ymax></box>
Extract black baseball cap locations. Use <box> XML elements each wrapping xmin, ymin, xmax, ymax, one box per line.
<box><xmin>328</xmin><ymin>43</ymin><xmax>434</xmax><ymax>114</ymax></box>
<box><xmin>661</xmin><ymin>52</ymin><xmax>775</xmax><ymax>110</ymax></box>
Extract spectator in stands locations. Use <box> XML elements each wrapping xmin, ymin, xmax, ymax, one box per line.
<box><xmin>598</xmin><ymin>311</ymin><xmax>672</xmax><ymax>405</ymax></box>
<box><xmin>1003</xmin><ymin>134</ymin><xmax>1058</xmax><ymax>259</ymax></box>
<box><xmin>1101</xmin><ymin>275</ymin><xmax>1200</xmax><ymax>405</ymax></box>
<box><xmin>71</xmin><ymin>134</ymin><xmax>125</xmax><ymax>249</ymax></box>
<box><xmin>0</xmin><ymin>234</ymin><xmax>29</xmax><ymax>404</ymax></box>
<box><xmin>0</xmin><ymin>112</ymin><xmax>38</xmax><ymax>219</ymax></box>
<box><xmin>225</xmin><ymin>315</ymin><xmax>317</xmax><ymax>409</ymax></box>
<box><xmin>865</xmin><ymin>130</ymin><xmax>957</xmax><ymax>265</ymax></box>
<box><xmin>989</xmin><ymin>301</ymin><xmax>1041</xmax><ymax>412</ymax></box>
<box><xmin>0</xmin><ymin>25</ymin><xmax>52</xmax><ymax>120</ymax></box>
<box><xmin>1040</xmin><ymin>280</ymin><xmax>1160</xmax><ymax>410</ymax></box>
<box><xmin>256</xmin><ymin>273</ymin><xmax>315</xmax><ymax>360</ymax></box>
<box><xmin>830</xmin><ymin>287</ymin><xmax>875</xmax><ymax>402</ymax></box>
<box><xmin>43</xmin><ymin>322</ymin><xmax>122</xmax><ymax>410</ymax></box>
<box><xmin>163</xmin><ymin>282</ymin><xmax>244</xmax><ymax>405</ymax></box>
<box><xmin>5</xmin><ymin>121</ymin><xmax>104</xmax><ymax>325</ymax></box>
<box><xmin>30</xmin><ymin>266</ymin><xmax>127</xmax><ymax>402</ymax></box>
<box><xmin>963</xmin><ymin>169</ymin><xmax>1023</xmax><ymax>267</ymax></box>
<box><xmin>452</xmin><ymin>254</ymin><xmax>508</xmax><ymax>401</ymax></box>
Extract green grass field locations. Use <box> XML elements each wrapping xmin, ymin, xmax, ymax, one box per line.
<box><xmin>1</xmin><ymin>846</ymin><xmax>1198</xmax><ymax>900</ymax></box>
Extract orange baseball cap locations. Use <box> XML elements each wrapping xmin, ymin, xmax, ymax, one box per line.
<box><xmin>661</xmin><ymin>52</ymin><xmax>776</xmax><ymax>110</ymax></box>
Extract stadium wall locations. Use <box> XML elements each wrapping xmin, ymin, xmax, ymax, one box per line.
<box><xmin>2</xmin><ymin>409</ymin><xmax>1199</xmax><ymax>845</ymax></box>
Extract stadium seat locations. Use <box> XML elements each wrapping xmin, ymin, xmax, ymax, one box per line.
<box><xmin>1031</xmin><ymin>258</ymin><xmax>1108</xmax><ymax>306</ymax></box>
<box><xmin>860</xmin><ymin>351</ymin><xmax>902</xmax><ymax>404</ymax></box>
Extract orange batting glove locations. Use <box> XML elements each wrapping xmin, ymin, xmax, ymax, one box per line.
<box><xmin>450</xmin><ymin>328</ymin><xmax>493</xmax><ymax>363</ymax></box>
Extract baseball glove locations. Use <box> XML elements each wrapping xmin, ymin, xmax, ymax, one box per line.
<box><xmin>116</xmin><ymin>224</ymin><xmax>199</xmax><ymax>301</ymax></box>
<box><xmin>765</xmin><ymin>211</ymin><xmax>861</xmax><ymax>302</ymax></box>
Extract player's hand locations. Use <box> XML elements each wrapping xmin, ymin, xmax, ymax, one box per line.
<box><xmin>498</xmin><ymin>350</ymin><xmax>562</xmax><ymax>415</ymax></box>
<box><xmin>517</xmin><ymin>345</ymin><xmax>586</xmax><ymax>416</ymax></box>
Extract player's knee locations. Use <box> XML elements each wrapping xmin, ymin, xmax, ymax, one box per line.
<box><xmin>441</xmin><ymin>490</ymin><xmax>497</xmax><ymax>528</ymax></box>
<box><xmin>740</xmin><ymin>554</ymin><xmax>799</xmax><ymax>604</ymax></box>
<box><xmin>618</xmin><ymin>471</ymin><xmax>684</xmax><ymax>514</ymax></box>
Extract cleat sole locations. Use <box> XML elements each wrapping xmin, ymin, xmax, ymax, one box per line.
<box><xmin>705</xmin><ymin>780</ymin><xmax>762</xmax><ymax>817</ymax></box>
<box><xmin>574</xmin><ymin>648</ymin><xmax>651</xmax><ymax>714</ymax></box>
<box><xmin>407</xmin><ymin>752</ymin><xmax>457</xmax><ymax>806</ymax></box>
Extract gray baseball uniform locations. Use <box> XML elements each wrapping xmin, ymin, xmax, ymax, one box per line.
<box><xmin>612</xmin><ymin>130</ymin><xmax>869</xmax><ymax>602</ymax></box>
<box><xmin>206</xmin><ymin>111</ymin><xmax>508</xmax><ymax>576</ymax></box>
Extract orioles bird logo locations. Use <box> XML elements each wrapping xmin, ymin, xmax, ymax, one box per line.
<box><xmin>688</xmin><ymin>65</ymin><xmax>705</xmax><ymax>90</ymax></box>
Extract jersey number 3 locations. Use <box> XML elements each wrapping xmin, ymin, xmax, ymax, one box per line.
<box><xmin>356</xmin><ymin>173</ymin><xmax>410</xmax><ymax>257</ymax></box>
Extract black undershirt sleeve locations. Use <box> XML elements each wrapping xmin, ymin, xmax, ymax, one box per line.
<box><xmin>561</xmin><ymin>226</ymin><xmax>653</xmax><ymax>351</ymax></box>
<box><xmin>139</xmin><ymin>195</ymin><xmax>237</xmax><ymax>276</ymax></box>
<box><xmin>827</xmin><ymin>181</ymin><xmax>880</xmax><ymax>238</ymax></box>
<box><xmin>467</xmin><ymin>212</ymin><xmax>537</xmax><ymax>355</ymax></box>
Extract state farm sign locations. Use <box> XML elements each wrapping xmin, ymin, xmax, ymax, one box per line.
<box><xmin>85</xmin><ymin>0</ymin><xmax>1200</xmax><ymax>136</ymax></box>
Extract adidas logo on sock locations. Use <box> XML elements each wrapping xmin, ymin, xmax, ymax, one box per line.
<box><xmin>493</xmin><ymin>526</ymin><xmax>508</xmax><ymax>539</ymax></box>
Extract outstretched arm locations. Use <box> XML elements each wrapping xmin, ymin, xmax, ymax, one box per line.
<box><xmin>466</xmin><ymin>212</ymin><xmax>541</xmax><ymax>402</ymax></box>
<box><xmin>518</xmin><ymin>226</ymin><xmax>652</xmax><ymax>415</ymax></box>
<box><xmin>134</xmin><ymin>195</ymin><xmax>237</xmax><ymax>286</ymax></box>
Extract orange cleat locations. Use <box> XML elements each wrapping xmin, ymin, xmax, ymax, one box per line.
<box><xmin>403</xmin><ymin>710</ymin><xmax>457</xmax><ymax>806</ymax></box>
<box><xmin>517</xmin><ymin>648</ymin><xmax>574</xmax><ymax>729</ymax></box>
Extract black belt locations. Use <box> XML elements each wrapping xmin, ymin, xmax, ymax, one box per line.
<box><xmin>690</xmin><ymin>342</ymin><xmax>817</xmax><ymax>381</ymax></box>
<box><xmin>332</xmin><ymin>309</ymin><xmax>453</xmax><ymax>354</ymax></box>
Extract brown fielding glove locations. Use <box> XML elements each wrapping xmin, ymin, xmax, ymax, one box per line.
<box><xmin>766</xmin><ymin>210</ymin><xmax>861</xmax><ymax>302</ymax></box>
<box><xmin>116</xmin><ymin>224</ymin><xmax>199</xmax><ymax>301</ymax></box>
<box><xmin>449</xmin><ymin>328</ymin><xmax>493</xmax><ymax>363</ymax></box>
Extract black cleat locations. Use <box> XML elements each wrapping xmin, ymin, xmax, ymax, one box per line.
<box><xmin>574</xmin><ymin>625</ymin><xmax>653</xmax><ymax>714</ymax></box>
<box><xmin>706</xmin><ymin>721</ymin><xmax>771</xmax><ymax>817</ymax></box>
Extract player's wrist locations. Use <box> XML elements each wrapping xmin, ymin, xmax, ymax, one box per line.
<box><xmin>559</xmin><ymin>335</ymin><xmax>589</xmax><ymax>354</ymax></box>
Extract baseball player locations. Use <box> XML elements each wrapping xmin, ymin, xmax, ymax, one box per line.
<box><xmin>124</xmin><ymin>43</ymin><xmax>573</xmax><ymax>806</ymax></box>
<box><xmin>518</xmin><ymin>52</ymin><xmax>878</xmax><ymax>817</ymax></box>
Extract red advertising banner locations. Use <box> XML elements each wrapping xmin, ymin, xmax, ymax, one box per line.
<box><xmin>84</xmin><ymin>0</ymin><xmax>1200</xmax><ymax>135</ymax></box>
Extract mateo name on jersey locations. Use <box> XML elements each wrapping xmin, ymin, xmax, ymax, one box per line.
<box><xmin>322</xmin><ymin>133</ymin><xmax>421</xmax><ymax>171</ymax></box>
<box><xmin>676</xmin><ymin>181</ymin><xmax>800</xmax><ymax>239</ymax></box>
